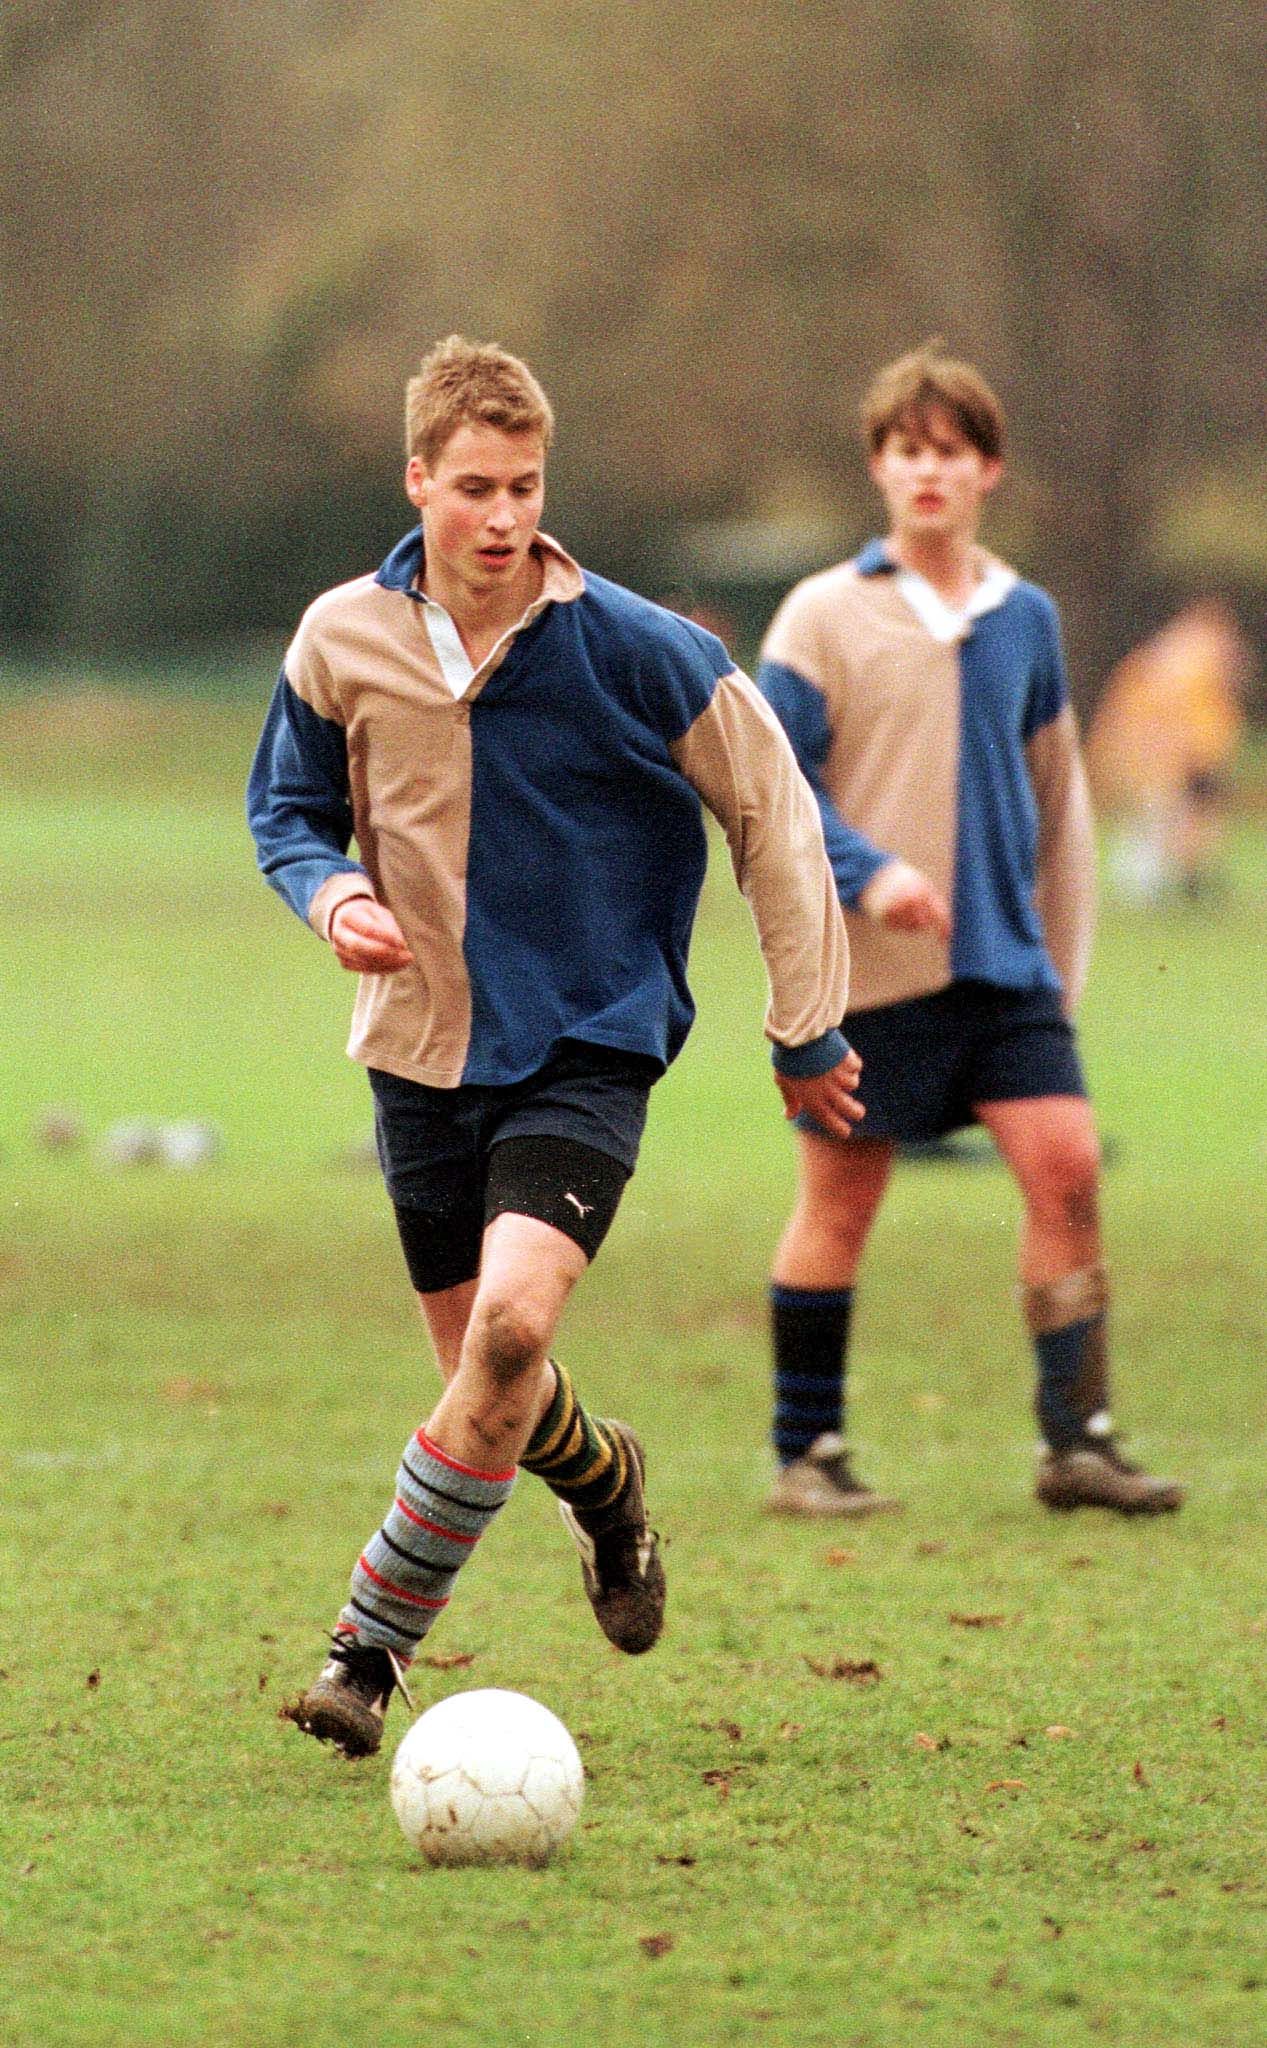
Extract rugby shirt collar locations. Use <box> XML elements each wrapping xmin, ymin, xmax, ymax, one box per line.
<box><xmin>854</xmin><ymin>537</ymin><xmax>1017</xmax><ymax>644</ymax></box>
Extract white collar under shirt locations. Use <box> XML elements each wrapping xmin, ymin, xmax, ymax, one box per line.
<box><xmin>894</xmin><ymin>559</ymin><xmax>1017</xmax><ymax>645</ymax></box>
<box><xmin>418</xmin><ymin>595</ymin><xmax>477</xmax><ymax>697</ymax></box>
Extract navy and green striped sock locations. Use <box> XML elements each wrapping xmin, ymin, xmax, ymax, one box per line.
<box><xmin>519</xmin><ymin>1360</ymin><xmax>627</xmax><ymax>1518</ymax></box>
<box><xmin>771</xmin><ymin>1284</ymin><xmax>853</xmax><ymax>1465</ymax></box>
<box><xmin>338</xmin><ymin>1429</ymin><xmax>516</xmax><ymax>1660</ymax></box>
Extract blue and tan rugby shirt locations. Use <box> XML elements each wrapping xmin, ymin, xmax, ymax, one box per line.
<box><xmin>757</xmin><ymin>540</ymin><xmax>1096</xmax><ymax>1016</ymax></box>
<box><xmin>248</xmin><ymin>528</ymin><xmax>849</xmax><ymax>1088</ymax></box>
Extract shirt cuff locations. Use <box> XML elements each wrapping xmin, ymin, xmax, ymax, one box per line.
<box><xmin>308</xmin><ymin>868</ymin><xmax>375</xmax><ymax>941</ymax></box>
<box><xmin>771</xmin><ymin>1027</ymin><xmax>852</xmax><ymax>1080</ymax></box>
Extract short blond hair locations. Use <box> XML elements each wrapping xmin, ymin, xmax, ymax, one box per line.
<box><xmin>405</xmin><ymin>335</ymin><xmax>554</xmax><ymax>467</ymax></box>
<box><xmin>862</xmin><ymin>342</ymin><xmax>1006</xmax><ymax>461</ymax></box>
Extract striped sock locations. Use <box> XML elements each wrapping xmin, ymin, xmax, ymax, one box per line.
<box><xmin>771</xmin><ymin>1284</ymin><xmax>853</xmax><ymax>1464</ymax></box>
<box><xmin>519</xmin><ymin>1360</ymin><xmax>627</xmax><ymax>1518</ymax></box>
<box><xmin>338</xmin><ymin>1430</ymin><xmax>516</xmax><ymax>1659</ymax></box>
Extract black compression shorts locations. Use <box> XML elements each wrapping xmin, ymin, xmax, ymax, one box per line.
<box><xmin>369</xmin><ymin>1043</ymin><xmax>657</xmax><ymax>1292</ymax></box>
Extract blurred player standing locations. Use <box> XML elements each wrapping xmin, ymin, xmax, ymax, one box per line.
<box><xmin>1086</xmin><ymin>599</ymin><xmax>1250</xmax><ymax>905</ymax></box>
<box><xmin>757</xmin><ymin>342</ymin><xmax>1184</xmax><ymax>1520</ymax></box>
<box><xmin>248</xmin><ymin>336</ymin><xmax>862</xmax><ymax>1754</ymax></box>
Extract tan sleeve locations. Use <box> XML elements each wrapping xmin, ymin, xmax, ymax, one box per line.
<box><xmin>760</xmin><ymin>579</ymin><xmax>830</xmax><ymax>682</ymax></box>
<box><xmin>283</xmin><ymin>601</ymin><xmax>342</xmax><ymax>720</ymax></box>
<box><xmin>307</xmin><ymin>870</ymin><xmax>376</xmax><ymax>942</ymax></box>
<box><xmin>671</xmin><ymin>670</ymin><xmax>849</xmax><ymax>1047</ymax></box>
<box><xmin>1027</xmin><ymin>705</ymin><xmax>1097</xmax><ymax>1010</ymax></box>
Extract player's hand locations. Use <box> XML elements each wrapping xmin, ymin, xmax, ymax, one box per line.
<box><xmin>774</xmin><ymin>1048</ymin><xmax>865</xmax><ymax>1141</ymax></box>
<box><xmin>860</xmin><ymin>861</ymin><xmax>952</xmax><ymax>942</ymax></box>
<box><xmin>329</xmin><ymin>897</ymin><xmax>415</xmax><ymax>974</ymax></box>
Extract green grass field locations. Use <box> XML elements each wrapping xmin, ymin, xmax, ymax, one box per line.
<box><xmin>2</xmin><ymin>682</ymin><xmax>1266</xmax><ymax>2048</ymax></box>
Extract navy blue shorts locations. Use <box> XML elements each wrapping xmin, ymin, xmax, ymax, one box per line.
<box><xmin>803</xmin><ymin>981</ymin><xmax>1086</xmax><ymax>1144</ymax></box>
<box><xmin>369</xmin><ymin>1041</ymin><xmax>660</xmax><ymax>1293</ymax></box>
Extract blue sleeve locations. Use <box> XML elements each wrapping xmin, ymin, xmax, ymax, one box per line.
<box><xmin>1022</xmin><ymin>592</ymin><xmax>1070</xmax><ymax>741</ymax></box>
<box><xmin>246</xmin><ymin>668</ymin><xmax>368</xmax><ymax>926</ymax></box>
<box><xmin>756</xmin><ymin>659</ymin><xmax>892</xmax><ymax>907</ymax></box>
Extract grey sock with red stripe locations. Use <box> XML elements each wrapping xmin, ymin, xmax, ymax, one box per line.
<box><xmin>338</xmin><ymin>1430</ymin><xmax>516</xmax><ymax>1660</ymax></box>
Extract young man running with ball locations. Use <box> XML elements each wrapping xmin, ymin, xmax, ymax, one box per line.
<box><xmin>249</xmin><ymin>336</ymin><xmax>862</xmax><ymax>1756</ymax></box>
<box><xmin>758</xmin><ymin>342</ymin><xmax>1183</xmax><ymax>1521</ymax></box>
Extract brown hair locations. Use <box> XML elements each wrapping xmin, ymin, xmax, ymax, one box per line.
<box><xmin>405</xmin><ymin>335</ymin><xmax>554</xmax><ymax>466</ymax></box>
<box><xmin>861</xmin><ymin>341</ymin><xmax>1005</xmax><ymax>461</ymax></box>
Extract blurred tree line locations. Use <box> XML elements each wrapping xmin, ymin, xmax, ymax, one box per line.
<box><xmin>4</xmin><ymin>0</ymin><xmax>1266</xmax><ymax>701</ymax></box>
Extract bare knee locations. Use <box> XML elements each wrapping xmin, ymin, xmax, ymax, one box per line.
<box><xmin>804</xmin><ymin>1194</ymin><xmax>877</xmax><ymax>1265</ymax></box>
<box><xmin>1024</xmin><ymin>1132</ymin><xmax>1101</xmax><ymax>1228</ymax></box>
<box><xmin>466</xmin><ymin>1292</ymin><xmax>553</xmax><ymax>1387</ymax></box>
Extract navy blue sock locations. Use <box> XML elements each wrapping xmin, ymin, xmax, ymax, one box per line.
<box><xmin>771</xmin><ymin>1284</ymin><xmax>853</xmax><ymax>1464</ymax></box>
<box><xmin>1033</xmin><ymin>1314</ymin><xmax>1105</xmax><ymax>1453</ymax></box>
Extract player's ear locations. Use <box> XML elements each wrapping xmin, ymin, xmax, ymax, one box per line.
<box><xmin>980</xmin><ymin>456</ymin><xmax>1005</xmax><ymax>496</ymax></box>
<box><xmin>404</xmin><ymin>456</ymin><xmax>429</xmax><ymax>512</ymax></box>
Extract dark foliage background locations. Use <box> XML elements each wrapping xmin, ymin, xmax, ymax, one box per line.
<box><xmin>5</xmin><ymin>0</ymin><xmax>1266</xmax><ymax>695</ymax></box>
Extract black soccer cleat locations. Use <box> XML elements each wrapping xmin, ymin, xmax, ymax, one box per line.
<box><xmin>282</xmin><ymin>1631</ymin><xmax>414</xmax><ymax>1758</ymax></box>
<box><xmin>558</xmin><ymin>1422</ymin><xmax>666</xmax><ymax>1655</ymax></box>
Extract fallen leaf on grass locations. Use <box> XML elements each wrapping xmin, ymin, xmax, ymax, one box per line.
<box><xmin>639</xmin><ymin>1933</ymin><xmax>674</xmax><ymax>1959</ymax></box>
<box><xmin>1132</xmin><ymin>1839</ymin><xmax>1156</xmax><ymax>1853</ymax></box>
<box><xmin>1044</xmin><ymin>1725</ymin><xmax>1076</xmax><ymax>1739</ymax></box>
<box><xmin>1210</xmin><ymin>1715</ymin><xmax>1229</xmax><ymax>1731</ymax></box>
<box><xmin>257</xmin><ymin>1673</ymin><xmax>268</xmax><ymax>1693</ymax></box>
<box><xmin>823</xmin><ymin>1547</ymin><xmax>859</xmax><ymax>1567</ymax></box>
<box><xmin>161</xmin><ymin>1377</ymin><xmax>226</xmax><ymax>1405</ymax></box>
<box><xmin>914</xmin><ymin>1732</ymin><xmax>951</xmax><ymax>1752</ymax></box>
<box><xmin>984</xmin><ymin>1778</ymin><xmax>1027</xmax><ymax>1794</ymax></box>
<box><xmin>949</xmin><ymin>1612</ymin><xmax>1007</xmax><ymax>1629</ymax></box>
<box><xmin>701</xmin><ymin>1770</ymin><xmax>732</xmax><ymax>1800</ymax></box>
<box><xmin>1133</xmin><ymin>1760</ymin><xmax>1149</xmax><ymax>1785</ymax></box>
<box><xmin>805</xmin><ymin>1656</ymin><xmax>883</xmax><ymax>1683</ymax></box>
<box><xmin>699</xmin><ymin>1720</ymin><xmax>742</xmax><ymax>1741</ymax></box>
<box><xmin>421</xmin><ymin>1651</ymin><xmax>475</xmax><ymax>1670</ymax></box>
<box><xmin>1041</xmin><ymin>1917</ymin><xmax>1064</xmax><ymax>1940</ymax></box>
<box><xmin>777</xmin><ymin>1722</ymin><xmax>803</xmax><ymax>1741</ymax></box>
<box><xmin>86</xmin><ymin>1670</ymin><xmax>101</xmax><ymax>1691</ymax></box>
<box><xmin>655</xmin><ymin>1853</ymin><xmax>697</xmax><ymax>1868</ymax></box>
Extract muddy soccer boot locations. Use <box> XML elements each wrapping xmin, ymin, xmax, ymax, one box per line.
<box><xmin>1036</xmin><ymin>1435</ymin><xmax>1185</xmax><ymax>1516</ymax></box>
<box><xmin>284</xmin><ymin>1632</ymin><xmax>414</xmax><ymax>1757</ymax></box>
<box><xmin>558</xmin><ymin>1422</ymin><xmax>666</xmax><ymax>1654</ymax></box>
<box><xmin>767</xmin><ymin>1432</ymin><xmax>902</xmax><ymax>1517</ymax></box>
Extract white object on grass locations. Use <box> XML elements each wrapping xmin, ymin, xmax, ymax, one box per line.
<box><xmin>390</xmin><ymin>1688</ymin><xmax>584</xmax><ymax>1867</ymax></box>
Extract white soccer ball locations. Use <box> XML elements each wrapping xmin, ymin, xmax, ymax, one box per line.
<box><xmin>390</xmin><ymin>1688</ymin><xmax>584</xmax><ymax>1867</ymax></box>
